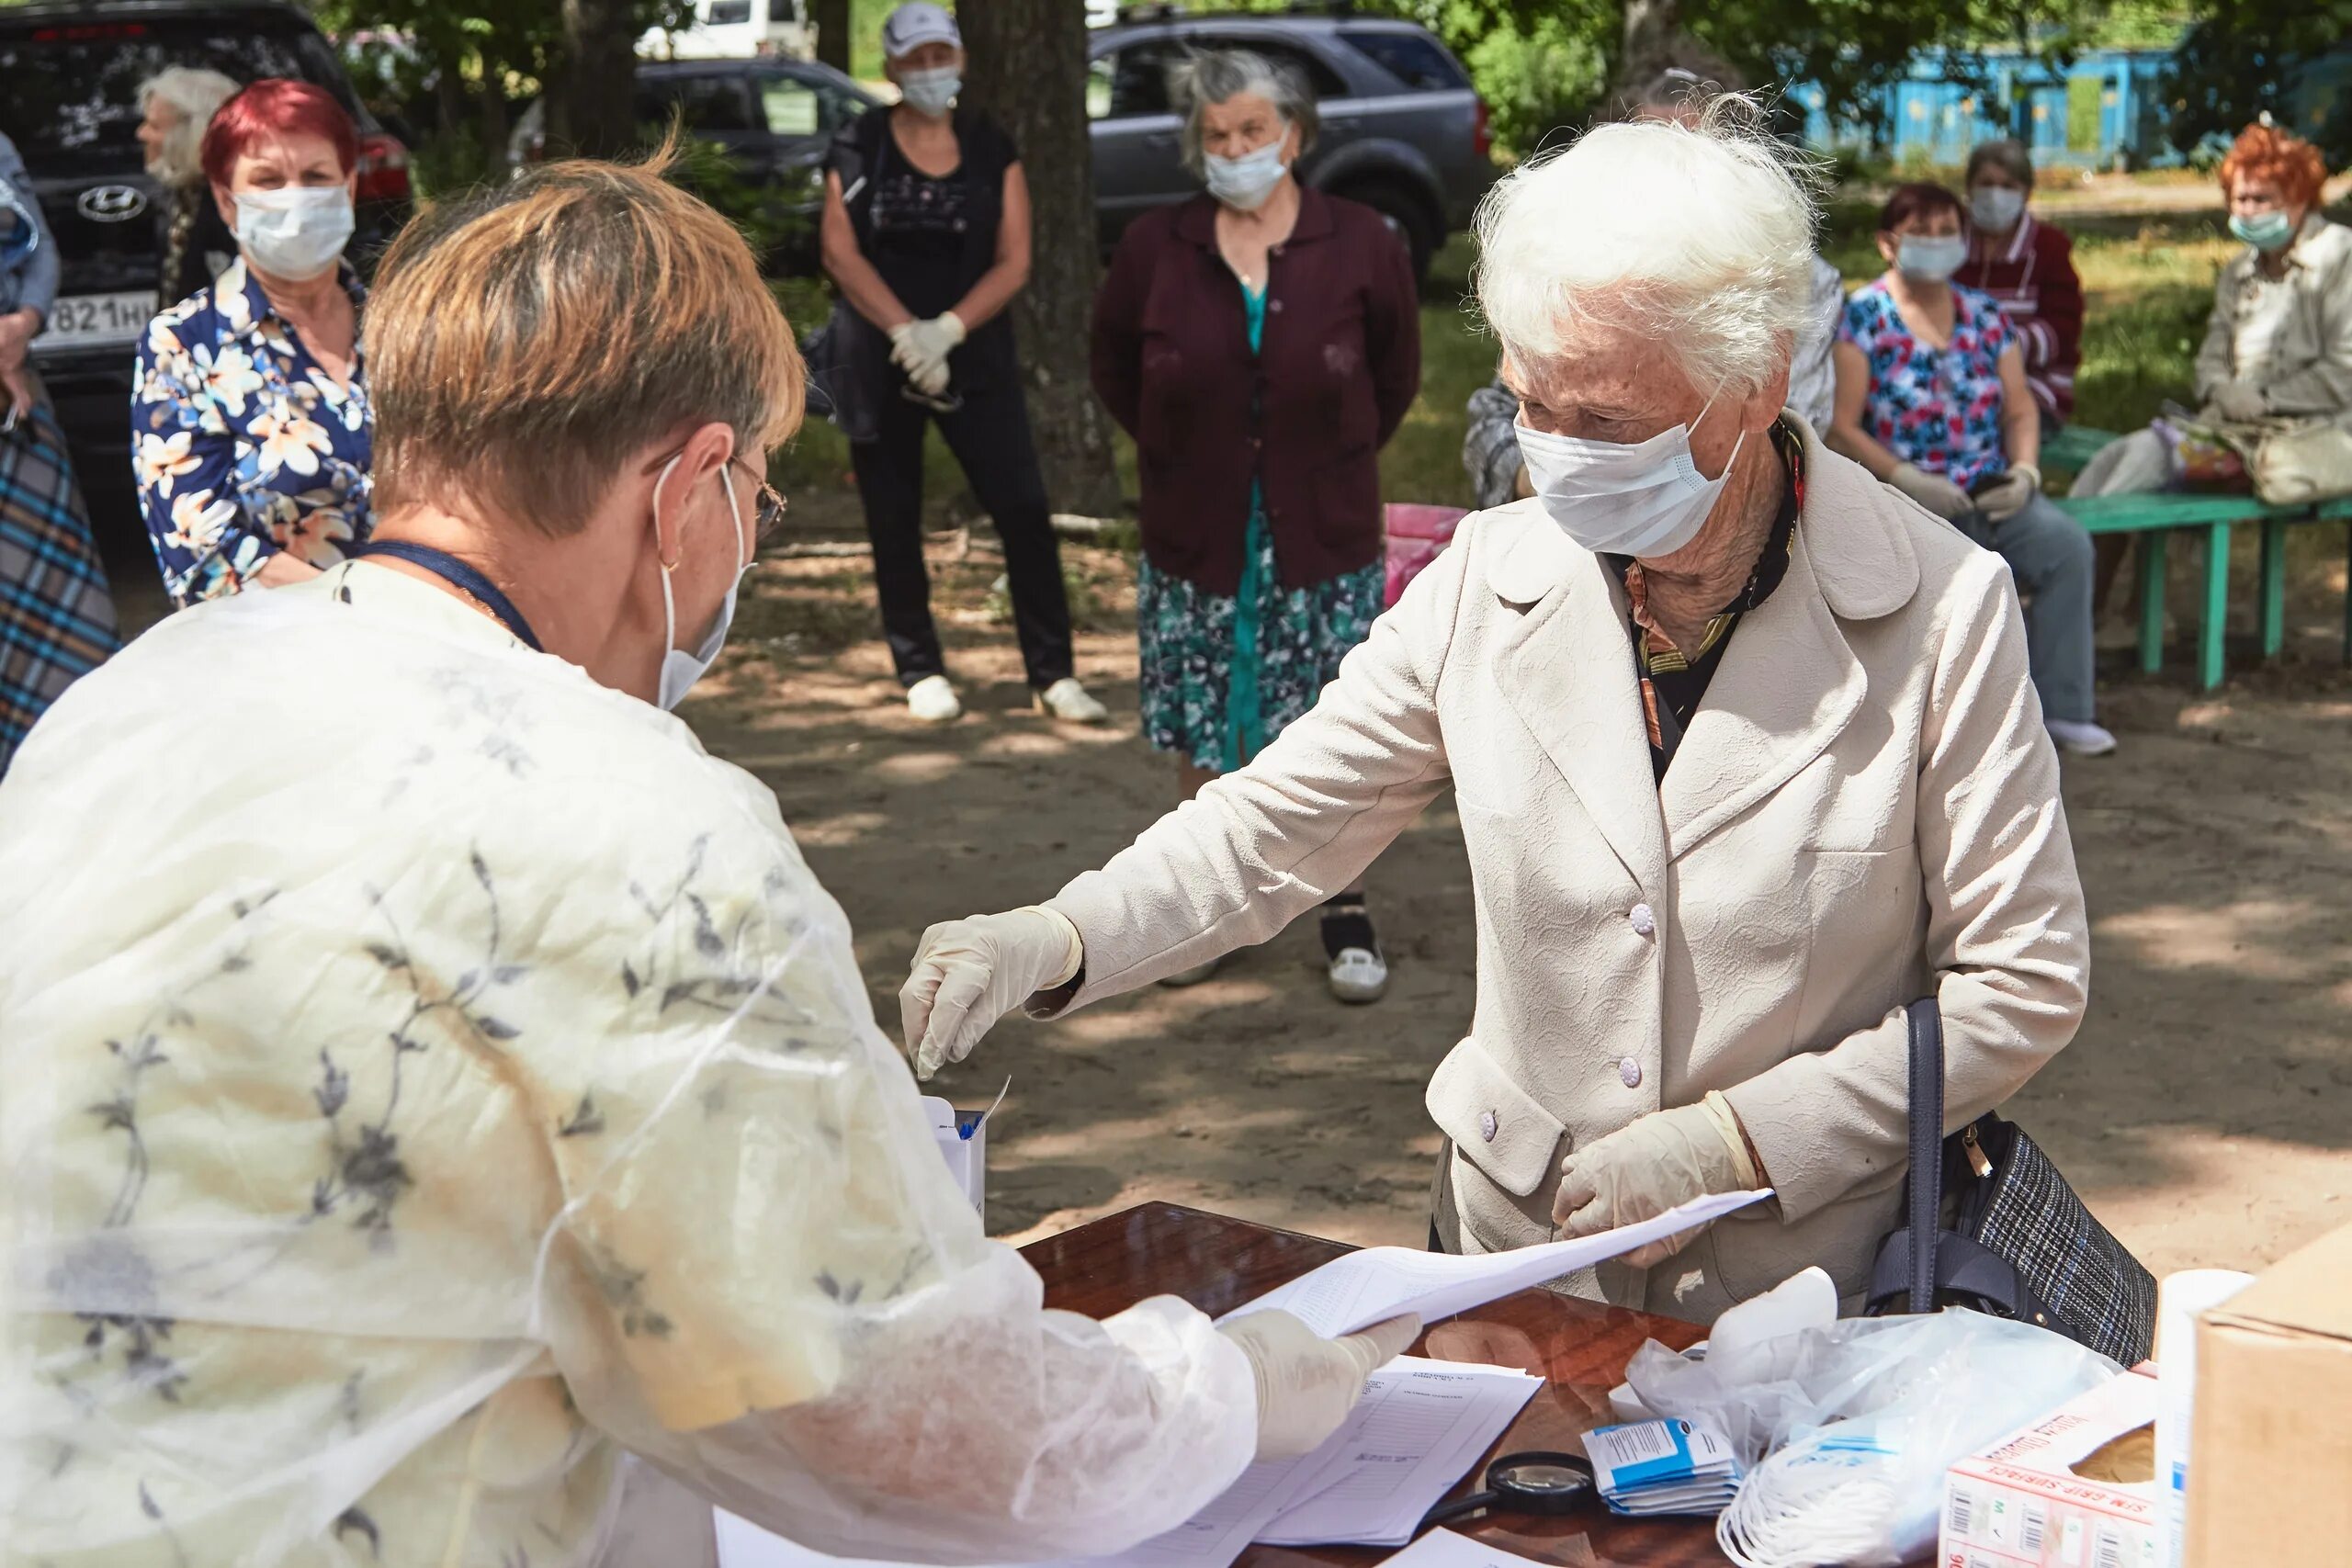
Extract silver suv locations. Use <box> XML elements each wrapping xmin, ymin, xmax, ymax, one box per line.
<box><xmin>1088</xmin><ymin>9</ymin><xmax>1494</xmax><ymax>283</ymax></box>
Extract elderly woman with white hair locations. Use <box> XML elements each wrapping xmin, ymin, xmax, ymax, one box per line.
<box><xmin>135</xmin><ymin>64</ymin><xmax>243</xmax><ymax>305</ymax></box>
<box><xmin>905</xmin><ymin>103</ymin><xmax>2090</xmax><ymax>1320</ymax></box>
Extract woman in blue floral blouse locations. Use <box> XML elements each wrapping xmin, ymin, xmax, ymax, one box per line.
<box><xmin>1828</xmin><ymin>181</ymin><xmax>2109</xmax><ymax>757</ymax></box>
<box><xmin>132</xmin><ymin>79</ymin><xmax>369</xmax><ymax>609</ymax></box>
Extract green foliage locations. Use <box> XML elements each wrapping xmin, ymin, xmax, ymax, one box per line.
<box><xmin>2160</xmin><ymin>0</ymin><xmax>2352</xmax><ymax>167</ymax></box>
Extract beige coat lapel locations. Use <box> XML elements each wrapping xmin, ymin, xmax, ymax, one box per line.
<box><xmin>1484</xmin><ymin>510</ymin><xmax>1668</xmax><ymax>897</ymax></box>
<box><xmin>1661</xmin><ymin>422</ymin><xmax>1922</xmax><ymax>859</ymax></box>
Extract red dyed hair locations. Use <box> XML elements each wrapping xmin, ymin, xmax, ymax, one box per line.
<box><xmin>2220</xmin><ymin>122</ymin><xmax>2328</xmax><ymax>209</ymax></box>
<box><xmin>199</xmin><ymin>78</ymin><xmax>358</xmax><ymax>188</ymax></box>
<box><xmin>1878</xmin><ymin>181</ymin><xmax>1967</xmax><ymax>235</ymax></box>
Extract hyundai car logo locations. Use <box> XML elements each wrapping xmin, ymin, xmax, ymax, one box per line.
<box><xmin>77</xmin><ymin>185</ymin><xmax>147</xmax><ymax>222</ymax></box>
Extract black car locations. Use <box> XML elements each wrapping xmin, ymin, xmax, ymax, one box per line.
<box><xmin>0</xmin><ymin>0</ymin><xmax>411</xmax><ymax>536</ymax></box>
<box><xmin>509</xmin><ymin>56</ymin><xmax>878</xmax><ymax>275</ymax></box>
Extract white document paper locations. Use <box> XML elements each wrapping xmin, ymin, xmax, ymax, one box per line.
<box><xmin>1222</xmin><ymin>1188</ymin><xmax>1773</xmax><ymax>1338</ymax></box>
<box><xmin>1253</xmin><ymin>1358</ymin><xmax>1541</xmax><ymax>1548</ymax></box>
<box><xmin>713</xmin><ymin>1360</ymin><xmax>1542</xmax><ymax>1568</ymax></box>
<box><xmin>1377</xmin><ymin>1527</ymin><xmax>1560</xmax><ymax>1568</ymax></box>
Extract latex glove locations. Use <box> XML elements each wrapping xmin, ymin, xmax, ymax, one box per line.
<box><xmin>1218</xmin><ymin>1309</ymin><xmax>1422</xmax><ymax>1461</ymax></box>
<box><xmin>889</xmin><ymin>311</ymin><xmax>966</xmax><ymax>381</ymax></box>
<box><xmin>1552</xmin><ymin>1092</ymin><xmax>1759</xmax><ymax>1268</ymax></box>
<box><xmin>1888</xmin><ymin>462</ymin><xmax>1974</xmax><ymax>520</ymax></box>
<box><xmin>1973</xmin><ymin>463</ymin><xmax>2041</xmax><ymax>524</ymax></box>
<box><xmin>2205</xmin><ymin>380</ymin><xmax>2268</xmax><ymax>424</ymax></box>
<box><xmin>900</xmin><ymin>906</ymin><xmax>1082</xmax><ymax>1079</ymax></box>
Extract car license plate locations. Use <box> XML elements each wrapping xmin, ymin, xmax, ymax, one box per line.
<box><xmin>33</xmin><ymin>291</ymin><xmax>159</xmax><ymax>349</ymax></box>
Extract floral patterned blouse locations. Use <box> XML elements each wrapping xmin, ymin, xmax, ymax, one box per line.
<box><xmin>0</xmin><ymin>562</ymin><xmax>1253</xmax><ymax>1566</ymax></box>
<box><xmin>1839</xmin><ymin>278</ymin><xmax>2018</xmax><ymax>491</ymax></box>
<box><xmin>132</xmin><ymin>257</ymin><xmax>373</xmax><ymax>608</ymax></box>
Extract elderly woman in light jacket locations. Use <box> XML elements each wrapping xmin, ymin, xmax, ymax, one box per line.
<box><xmin>903</xmin><ymin>102</ymin><xmax>2089</xmax><ymax>1321</ymax></box>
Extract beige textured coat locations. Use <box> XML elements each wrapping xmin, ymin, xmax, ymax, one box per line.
<box><xmin>1050</xmin><ymin>421</ymin><xmax>2090</xmax><ymax>1322</ymax></box>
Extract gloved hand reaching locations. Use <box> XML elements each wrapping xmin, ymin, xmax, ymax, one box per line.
<box><xmin>900</xmin><ymin>906</ymin><xmax>1083</xmax><ymax>1079</ymax></box>
<box><xmin>2203</xmin><ymin>379</ymin><xmax>2268</xmax><ymax>424</ymax></box>
<box><xmin>1552</xmin><ymin>1092</ymin><xmax>1760</xmax><ymax>1268</ymax></box>
<box><xmin>888</xmin><ymin>311</ymin><xmax>966</xmax><ymax>398</ymax></box>
<box><xmin>1972</xmin><ymin>462</ymin><xmax>2041</xmax><ymax>524</ymax></box>
<box><xmin>1887</xmin><ymin>462</ymin><xmax>1974</xmax><ymax>520</ymax></box>
<box><xmin>1218</xmin><ymin>1309</ymin><xmax>1422</xmax><ymax>1460</ymax></box>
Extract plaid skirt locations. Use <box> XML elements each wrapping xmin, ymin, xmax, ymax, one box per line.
<box><xmin>0</xmin><ymin>389</ymin><xmax>118</xmax><ymax>776</ymax></box>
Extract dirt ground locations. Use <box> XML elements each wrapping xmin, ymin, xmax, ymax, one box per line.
<box><xmin>682</xmin><ymin>511</ymin><xmax>2352</xmax><ymax>1283</ymax></box>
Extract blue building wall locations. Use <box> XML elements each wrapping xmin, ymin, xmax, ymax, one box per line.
<box><xmin>1797</xmin><ymin>49</ymin><xmax>2177</xmax><ymax>170</ymax></box>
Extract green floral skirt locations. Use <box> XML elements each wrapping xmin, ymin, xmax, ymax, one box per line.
<box><xmin>1136</xmin><ymin>503</ymin><xmax>1385</xmax><ymax>773</ymax></box>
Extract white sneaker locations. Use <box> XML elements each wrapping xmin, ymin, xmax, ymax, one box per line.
<box><xmin>1036</xmin><ymin>677</ymin><xmax>1108</xmax><ymax>725</ymax></box>
<box><xmin>2047</xmin><ymin>719</ymin><xmax>2118</xmax><ymax>757</ymax></box>
<box><xmin>906</xmin><ymin>675</ymin><xmax>961</xmax><ymax>724</ymax></box>
<box><xmin>1328</xmin><ymin>946</ymin><xmax>1389</xmax><ymax>1004</ymax></box>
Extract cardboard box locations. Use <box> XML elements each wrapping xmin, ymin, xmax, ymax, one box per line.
<box><xmin>1942</xmin><ymin>1368</ymin><xmax>2161</xmax><ymax>1568</ymax></box>
<box><xmin>2185</xmin><ymin>1222</ymin><xmax>2352</xmax><ymax>1566</ymax></box>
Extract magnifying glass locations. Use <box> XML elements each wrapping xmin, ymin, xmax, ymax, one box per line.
<box><xmin>1419</xmin><ymin>1450</ymin><xmax>1597</xmax><ymax>1529</ymax></box>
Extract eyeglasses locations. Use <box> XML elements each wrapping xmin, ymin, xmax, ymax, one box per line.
<box><xmin>641</xmin><ymin>444</ymin><xmax>791</xmax><ymax>545</ymax></box>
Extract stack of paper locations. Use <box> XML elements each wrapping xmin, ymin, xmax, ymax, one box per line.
<box><xmin>1378</xmin><ymin>1527</ymin><xmax>1561</xmax><ymax>1568</ymax></box>
<box><xmin>1585</xmin><ymin>1417</ymin><xmax>1743</xmax><ymax>1517</ymax></box>
<box><xmin>713</xmin><ymin>1358</ymin><xmax>1536</xmax><ymax>1568</ymax></box>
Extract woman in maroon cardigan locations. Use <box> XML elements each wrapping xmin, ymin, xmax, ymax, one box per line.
<box><xmin>1091</xmin><ymin>48</ymin><xmax>1419</xmax><ymax>1004</ymax></box>
<box><xmin>1957</xmin><ymin>140</ymin><xmax>2085</xmax><ymax>431</ymax></box>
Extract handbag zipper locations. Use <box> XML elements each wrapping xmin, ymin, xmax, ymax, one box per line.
<box><xmin>1962</xmin><ymin>1122</ymin><xmax>1993</xmax><ymax>1179</ymax></box>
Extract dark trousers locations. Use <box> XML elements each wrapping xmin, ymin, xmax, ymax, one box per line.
<box><xmin>849</xmin><ymin>380</ymin><xmax>1074</xmax><ymax>689</ymax></box>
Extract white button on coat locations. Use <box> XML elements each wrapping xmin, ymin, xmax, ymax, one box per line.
<box><xmin>1478</xmin><ymin>1110</ymin><xmax>1498</xmax><ymax>1143</ymax></box>
<box><xmin>1619</xmin><ymin>1057</ymin><xmax>1643</xmax><ymax>1089</ymax></box>
<box><xmin>1630</xmin><ymin>902</ymin><xmax>1657</xmax><ymax>937</ymax></box>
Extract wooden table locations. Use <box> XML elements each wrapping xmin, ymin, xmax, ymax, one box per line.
<box><xmin>1023</xmin><ymin>1202</ymin><xmax>1734</xmax><ymax>1568</ymax></box>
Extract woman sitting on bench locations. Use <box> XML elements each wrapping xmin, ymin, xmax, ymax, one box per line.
<box><xmin>1829</xmin><ymin>181</ymin><xmax>2111</xmax><ymax>757</ymax></box>
<box><xmin>2073</xmin><ymin>122</ymin><xmax>2352</xmax><ymax>602</ymax></box>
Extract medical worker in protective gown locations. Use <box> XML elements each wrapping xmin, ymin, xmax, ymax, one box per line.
<box><xmin>0</xmin><ymin>153</ymin><xmax>1413</xmax><ymax>1567</ymax></box>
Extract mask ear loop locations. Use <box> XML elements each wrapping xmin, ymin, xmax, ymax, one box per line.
<box><xmin>652</xmin><ymin>454</ymin><xmax>685</xmax><ymax>655</ymax></box>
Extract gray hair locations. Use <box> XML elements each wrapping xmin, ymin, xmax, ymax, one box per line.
<box><xmin>138</xmin><ymin>66</ymin><xmax>241</xmax><ymax>186</ymax></box>
<box><xmin>1170</xmin><ymin>48</ymin><xmax>1318</xmax><ymax>177</ymax></box>
<box><xmin>1476</xmin><ymin>92</ymin><xmax>1824</xmax><ymax>399</ymax></box>
<box><xmin>1966</xmin><ymin>139</ymin><xmax>2036</xmax><ymax>190</ymax></box>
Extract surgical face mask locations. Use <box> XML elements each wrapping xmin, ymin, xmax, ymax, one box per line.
<box><xmin>1895</xmin><ymin>233</ymin><xmax>1967</xmax><ymax>284</ymax></box>
<box><xmin>1514</xmin><ymin>396</ymin><xmax>1747</xmax><ymax>559</ymax></box>
<box><xmin>652</xmin><ymin>457</ymin><xmax>750</xmax><ymax>711</ymax></box>
<box><xmin>2229</xmin><ymin>209</ymin><xmax>2296</xmax><ymax>252</ymax></box>
<box><xmin>1204</xmin><ymin>137</ymin><xmax>1289</xmax><ymax>212</ymax></box>
<box><xmin>232</xmin><ymin>185</ymin><xmax>355</xmax><ymax>281</ymax></box>
<box><xmin>897</xmin><ymin>67</ymin><xmax>960</xmax><ymax>118</ymax></box>
<box><xmin>1969</xmin><ymin>185</ymin><xmax>2026</xmax><ymax>231</ymax></box>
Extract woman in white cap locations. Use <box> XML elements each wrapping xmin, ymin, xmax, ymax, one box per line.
<box><xmin>818</xmin><ymin>0</ymin><xmax>1105</xmax><ymax>728</ymax></box>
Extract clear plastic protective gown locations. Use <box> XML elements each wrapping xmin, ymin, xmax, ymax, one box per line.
<box><xmin>0</xmin><ymin>563</ymin><xmax>1255</xmax><ymax>1567</ymax></box>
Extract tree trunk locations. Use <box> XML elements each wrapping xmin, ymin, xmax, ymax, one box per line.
<box><xmin>812</xmin><ymin>0</ymin><xmax>852</xmax><ymax>74</ymax></box>
<box><xmin>554</xmin><ymin>0</ymin><xmax>639</xmax><ymax>160</ymax></box>
<box><xmin>1616</xmin><ymin>0</ymin><xmax>1682</xmax><ymax>94</ymax></box>
<box><xmin>957</xmin><ymin>0</ymin><xmax>1123</xmax><ymax>518</ymax></box>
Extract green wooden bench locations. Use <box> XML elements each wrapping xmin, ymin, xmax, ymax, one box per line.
<box><xmin>2044</xmin><ymin>426</ymin><xmax>2352</xmax><ymax>690</ymax></box>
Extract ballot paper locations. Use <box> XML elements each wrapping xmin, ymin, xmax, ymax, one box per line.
<box><xmin>1585</xmin><ymin>1416</ymin><xmax>1742</xmax><ymax>1517</ymax></box>
<box><xmin>1254</xmin><ymin>1358</ymin><xmax>1541</xmax><ymax>1548</ymax></box>
<box><xmin>713</xmin><ymin>1359</ymin><xmax>1541</xmax><ymax>1568</ymax></box>
<box><xmin>1376</xmin><ymin>1527</ymin><xmax>1558</xmax><ymax>1568</ymax></box>
<box><xmin>1222</xmin><ymin>1188</ymin><xmax>1773</xmax><ymax>1338</ymax></box>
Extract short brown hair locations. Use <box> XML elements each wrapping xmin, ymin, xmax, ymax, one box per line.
<box><xmin>1965</xmin><ymin>139</ymin><xmax>2034</xmax><ymax>191</ymax></box>
<box><xmin>368</xmin><ymin>147</ymin><xmax>804</xmax><ymax>537</ymax></box>
<box><xmin>1878</xmin><ymin>180</ymin><xmax>1966</xmax><ymax>235</ymax></box>
<box><xmin>2220</xmin><ymin>121</ymin><xmax>2327</xmax><ymax>211</ymax></box>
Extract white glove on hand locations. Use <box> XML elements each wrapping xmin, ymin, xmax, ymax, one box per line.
<box><xmin>1218</xmin><ymin>1309</ymin><xmax>1422</xmax><ymax>1461</ymax></box>
<box><xmin>888</xmin><ymin>311</ymin><xmax>966</xmax><ymax>395</ymax></box>
<box><xmin>900</xmin><ymin>906</ymin><xmax>1082</xmax><ymax>1079</ymax></box>
<box><xmin>2204</xmin><ymin>380</ymin><xmax>2268</xmax><ymax>424</ymax></box>
<box><xmin>1888</xmin><ymin>462</ymin><xmax>1975</xmax><ymax>520</ymax></box>
<box><xmin>1973</xmin><ymin>463</ymin><xmax>2041</xmax><ymax>524</ymax></box>
<box><xmin>1552</xmin><ymin>1092</ymin><xmax>1759</xmax><ymax>1268</ymax></box>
